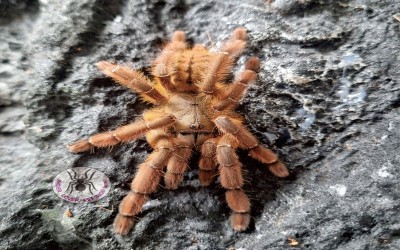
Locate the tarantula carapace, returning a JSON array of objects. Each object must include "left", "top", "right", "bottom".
[{"left": 68, "top": 28, "right": 289, "bottom": 235}]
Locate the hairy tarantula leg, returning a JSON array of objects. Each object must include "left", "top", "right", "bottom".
[
  {"left": 68, "top": 114, "right": 176, "bottom": 153},
  {"left": 153, "top": 51, "right": 177, "bottom": 91},
  {"left": 164, "top": 134, "right": 194, "bottom": 189},
  {"left": 115, "top": 137, "right": 173, "bottom": 235},
  {"left": 214, "top": 116, "right": 289, "bottom": 178},
  {"left": 152, "top": 31, "right": 186, "bottom": 91},
  {"left": 249, "top": 145, "right": 289, "bottom": 177},
  {"left": 96, "top": 61, "right": 166, "bottom": 105},
  {"left": 213, "top": 57, "right": 260, "bottom": 111},
  {"left": 201, "top": 52, "right": 231, "bottom": 94},
  {"left": 200, "top": 28, "right": 249, "bottom": 95},
  {"left": 164, "top": 30, "right": 187, "bottom": 51},
  {"left": 220, "top": 28, "right": 247, "bottom": 59},
  {"left": 199, "top": 138, "right": 218, "bottom": 186},
  {"left": 216, "top": 135, "right": 251, "bottom": 231}
]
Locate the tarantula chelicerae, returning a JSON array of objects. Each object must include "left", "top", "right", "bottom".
[{"left": 69, "top": 28, "right": 289, "bottom": 235}]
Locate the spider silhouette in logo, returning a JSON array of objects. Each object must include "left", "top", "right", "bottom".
[{"left": 65, "top": 168, "right": 98, "bottom": 195}]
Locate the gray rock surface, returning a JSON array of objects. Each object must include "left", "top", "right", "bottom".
[{"left": 1, "top": 0, "right": 399, "bottom": 249}]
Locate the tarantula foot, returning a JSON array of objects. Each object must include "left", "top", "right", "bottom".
[
  {"left": 68, "top": 140, "right": 93, "bottom": 153},
  {"left": 230, "top": 212, "right": 250, "bottom": 231},
  {"left": 171, "top": 30, "right": 185, "bottom": 42},
  {"left": 268, "top": 160, "right": 289, "bottom": 177},
  {"left": 248, "top": 145, "right": 278, "bottom": 164},
  {"left": 199, "top": 170, "right": 217, "bottom": 186},
  {"left": 164, "top": 172, "right": 183, "bottom": 189},
  {"left": 119, "top": 192, "right": 148, "bottom": 216},
  {"left": 114, "top": 214, "right": 135, "bottom": 235},
  {"left": 232, "top": 28, "right": 247, "bottom": 41},
  {"left": 245, "top": 57, "right": 261, "bottom": 72}
]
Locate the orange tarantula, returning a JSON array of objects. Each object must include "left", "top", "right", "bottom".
[{"left": 68, "top": 28, "right": 289, "bottom": 235}]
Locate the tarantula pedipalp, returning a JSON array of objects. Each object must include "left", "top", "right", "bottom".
[{"left": 68, "top": 28, "right": 289, "bottom": 235}]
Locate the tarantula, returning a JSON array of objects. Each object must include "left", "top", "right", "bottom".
[{"left": 68, "top": 28, "right": 289, "bottom": 235}]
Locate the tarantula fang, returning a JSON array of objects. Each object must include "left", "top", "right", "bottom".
[{"left": 68, "top": 28, "right": 289, "bottom": 235}]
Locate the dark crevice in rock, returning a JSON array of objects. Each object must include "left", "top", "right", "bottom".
[
  {"left": 297, "top": 31, "right": 352, "bottom": 52},
  {"left": 272, "top": 0, "right": 349, "bottom": 16},
  {"left": 49, "top": 0, "right": 126, "bottom": 83},
  {"left": 0, "top": 0, "right": 39, "bottom": 24},
  {"left": 26, "top": 1, "right": 127, "bottom": 144}
]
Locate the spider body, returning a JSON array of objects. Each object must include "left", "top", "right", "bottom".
[
  {"left": 161, "top": 93, "right": 214, "bottom": 133},
  {"left": 68, "top": 28, "right": 289, "bottom": 235}
]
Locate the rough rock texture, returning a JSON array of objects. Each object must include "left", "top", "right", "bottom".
[{"left": 1, "top": 0, "right": 399, "bottom": 249}]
